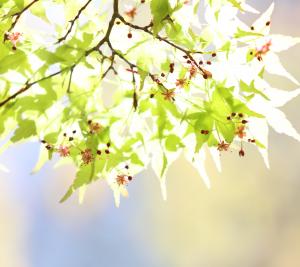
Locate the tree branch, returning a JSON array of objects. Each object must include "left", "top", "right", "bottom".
[
  {"left": 4, "top": 0, "right": 39, "bottom": 39},
  {"left": 0, "top": 65, "right": 74, "bottom": 108},
  {"left": 1, "top": 0, "right": 210, "bottom": 108},
  {"left": 116, "top": 15, "right": 212, "bottom": 78},
  {"left": 57, "top": 0, "right": 93, "bottom": 43}
]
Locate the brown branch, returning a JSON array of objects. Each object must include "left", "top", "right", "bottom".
[
  {"left": 1, "top": 0, "right": 210, "bottom": 108},
  {"left": 4, "top": 0, "right": 39, "bottom": 39},
  {"left": 101, "top": 54, "right": 117, "bottom": 79},
  {"left": 0, "top": 0, "right": 119, "bottom": 107},
  {"left": 67, "top": 66, "right": 74, "bottom": 93},
  {"left": 0, "top": 65, "right": 74, "bottom": 108},
  {"left": 57, "top": 0, "right": 93, "bottom": 43},
  {"left": 116, "top": 15, "right": 212, "bottom": 78}
]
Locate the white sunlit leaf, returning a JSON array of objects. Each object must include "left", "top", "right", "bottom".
[
  {"left": 270, "top": 34, "right": 300, "bottom": 53},
  {"left": 264, "top": 53, "right": 299, "bottom": 85},
  {"left": 252, "top": 2, "right": 274, "bottom": 34}
]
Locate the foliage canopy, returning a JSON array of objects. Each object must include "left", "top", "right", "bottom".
[{"left": 1, "top": 0, "right": 299, "bottom": 206}]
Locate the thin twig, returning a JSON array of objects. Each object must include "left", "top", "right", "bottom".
[
  {"left": 57, "top": 0, "right": 93, "bottom": 43},
  {"left": 4, "top": 0, "right": 39, "bottom": 39}
]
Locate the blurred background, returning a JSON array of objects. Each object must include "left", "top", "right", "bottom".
[{"left": 1, "top": 0, "right": 300, "bottom": 266}]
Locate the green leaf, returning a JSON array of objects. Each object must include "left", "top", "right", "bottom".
[
  {"left": 240, "top": 80, "right": 270, "bottom": 100},
  {"left": 226, "top": 0, "right": 244, "bottom": 11},
  {"left": 234, "top": 28, "right": 264, "bottom": 39},
  {"left": 11, "top": 120, "right": 37, "bottom": 142},
  {"left": 165, "top": 134, "right": 184, "bottom": 151},
  {"left": 150, "top": 0, "right": 171, "bottom": 35},
  {"left": 0, "top": 51, "right": 27, "bottom": 74},
  {"left": 14, "top": 0, "right": 24, "bottom": 9},
  {"left": 60, "top": 162, "right": 97, "bottom": 203}
]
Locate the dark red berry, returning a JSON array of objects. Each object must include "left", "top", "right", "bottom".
[
  {"left": 41, "top": 140, "right": 46, "bottom": 144},
  {"left": 46, "top": 145, "right": 52, "bottom": 150},
  {"left": 88, "top": 120, "right": 92, "bottom": 124},
  {"left": 187, "top": 60, "right": 191, "bottom": 64},
  {"left": 105, "top": 149, "right": 110, "bottom": 154},
  {"left": 266, "top": 21, "right": 271, "bottom": 26},
  {"left": 231, "top": 112, "right": 236, "bottom": 117},
  {"left": 251, "top": 26, "right": 254, "bottom": 31},
  {"left": 63, "top": 133, "right": 67, "bottom": 137},
  {"left": 161, "top": 73, "right": 165, "bottom": 77},
  {"left": 242, "top": 120, "right": 248, "bottom": 124},
  {"left": 69, "top": 137, "right": 74, "bottom": 141},
  {"left": 97, "top": 150, "right": 101, "bottom": 155},
  {"left": 106, "top": 142, "right": 111, "bottom": 147},
  {"left": 239, "top": 149, "right": 245, "bottom": 157},
  {"left": 125, "top": 165, "right": 129, "bottom": 169},
  {"left": 150, "top": 93, "right": 155, "bottom": 98},
  {"left": 227, "top": 116, "right": 231, "bottom": 120},
  {"left": 183, "top": 55, "right": 188, "bottom": 59},
  {"left": 199, "top": 60, "right": 203, "bottom": 65},
  {"left": 203, "top": 74, "right": 208, "bottom": 79},
  {"left": 72, "top": 130, "right": 76, "bottom": 134},
  {"left": 127, "top": 33, "right": 132, "bottom": 38},
  {"left": 212, "top": 52, "right": 217, "bottom": 57},
  {"left": 128, "top": 176, "right": 133, "bottom": 181},
  {"left": 207, "top": 61, "right": 212, "bottom": 65},
  {"left": 238, "top": 113, "right": 243, "bottom": 118},
  {"left": 141, "top": 0, "right": 145, "bottom": 3}
]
